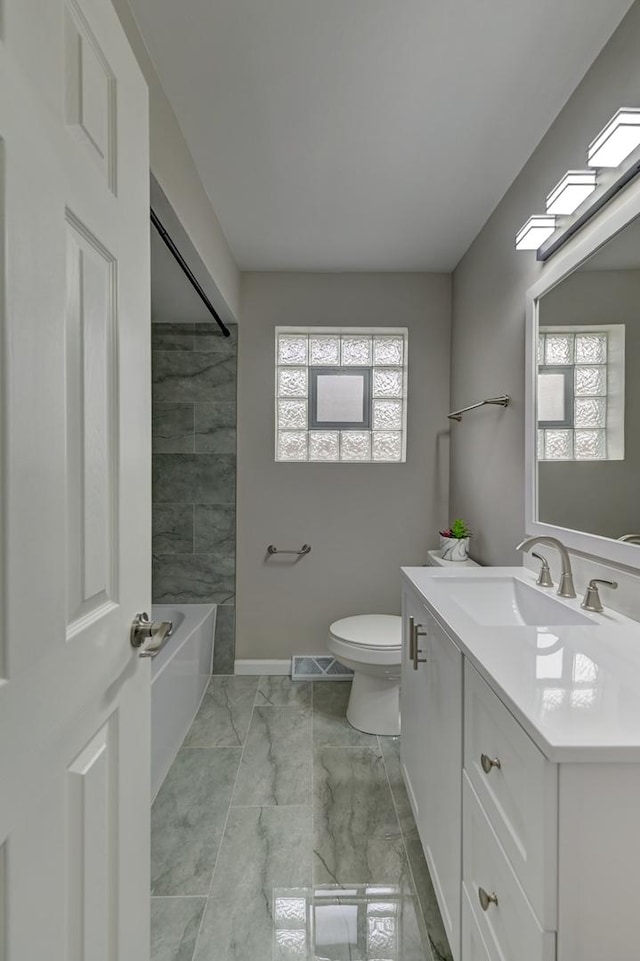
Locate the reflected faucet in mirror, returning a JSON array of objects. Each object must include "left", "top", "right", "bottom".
[
  {"left": 618, "top": 534, "right": 640, "bottom": 544},
  {"left": 517, "top": 536, "right": 576, "bottom": 598}
]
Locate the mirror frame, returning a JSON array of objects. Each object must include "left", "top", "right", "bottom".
[{"left": 525, "top": 173, "right": 640, "bottom": 568}]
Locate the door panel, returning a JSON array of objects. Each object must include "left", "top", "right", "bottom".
[{"left": 0, "top": 1, "right": 150, "bottom": 958}]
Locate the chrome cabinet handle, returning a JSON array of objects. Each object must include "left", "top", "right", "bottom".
[
  {"left": 130, "top": 612, "right": 173, "bottom": 658},
  {"left": 478, "top": 887, "right": 498, "bottom": 912},
  {"left": 480, "top": 753, "right": 502, "bottom": 774},
  {"left": 408, "top": 616, "right": 416, "bottom": 661},
  {"left": 413, "top": 623, "right": 427, "bottom": 671}
]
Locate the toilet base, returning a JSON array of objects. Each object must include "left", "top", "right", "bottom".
[{"left": 346, "top": 671, "right": 401, "bottom": 736}]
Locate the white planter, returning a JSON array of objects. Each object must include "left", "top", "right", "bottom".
[{"left": 440, "top": 536, "right": 470, "bottom": 561}]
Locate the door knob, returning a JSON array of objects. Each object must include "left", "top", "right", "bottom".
[{"left": 130, "top": 612, "right": 173, "bottom": 658}]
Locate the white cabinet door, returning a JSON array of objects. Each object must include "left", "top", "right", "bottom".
[
  {"left": 422, "top": 610, "right": 463, "bottom": 961},
  {"left": 400, "top": 586, "right": 429, "bottom": 825},
  {"left": 0, "top": 2, "right": 151, "bottom": 959}
]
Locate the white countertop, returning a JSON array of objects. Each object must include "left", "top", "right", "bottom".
[{"left": 402, "top": 565, "right": 640, "bottom": 763}]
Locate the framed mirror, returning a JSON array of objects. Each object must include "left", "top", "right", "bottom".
[{"left": 525, "top": 175, "right": 640, "bottom": 566}]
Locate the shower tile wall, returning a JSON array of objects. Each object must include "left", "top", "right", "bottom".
[{"left": 152, "top": 322, "right": 237, "bottom": 674}]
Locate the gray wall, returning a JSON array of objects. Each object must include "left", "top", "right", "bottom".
[
  {"left": 236, "top": 273, "right": 451, "bottom": 661},
  {"left": 151, "top": 322, "right": 237, "bottom": 673},
  {"left": 450, "top": 2, "right": 640, "bottom": 565},
  {"left": 538, "top": 270, "right": 640, "bottom": 539}
]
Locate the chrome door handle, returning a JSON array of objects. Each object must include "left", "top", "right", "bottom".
[
  {"left": 478, "top": 887, "right": 498, "bottom": 911},
  {"left": 413, "top": 623, "right": 427, "bottom": 671},
  {"left": 130, "top": 612, "right": 173, "bottom": 658},
  {"left": 480, "top": 753, "right": 502, "bottom": 774}
]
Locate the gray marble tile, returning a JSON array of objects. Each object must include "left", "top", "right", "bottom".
[
  {"left": 193, "top": 322, "right": 238, "bottom": 356},
  {"left": 233, "top": 706, "right": 312, "bottom": 805},
  {"left": 193, "top": 806, "right": 312, "bottom": 961},
  {"left": 184, "top": 676, "right": 258, "bottom": 747},
  {"left": 152, "top": 505, "right": 194, "bottom": 555},
  {"left": 152, "top": 453, "right": 236, "bottom": 504},
  {"left": 256, "top": 676, "right": 311, "bottom": 708},
  {"left": 212, "top": 605, "right": 235, "bottom": 675},
  {"left": 152, "top": 351, "right": 236, "bottom": 403},
  {"left": 313, "top": 746, "right": 409, "bottom": 886},
  {"left": 380, "top": 736, "right": 419, "bottom": 839},
  {"left": 151, "top": 748, "right": 240, "bottom": 896},
  {"left": 195, "top": 403, "right": 236, "bottom": 453},
  {"left": 152, "top": 323, "right": 194, "bottom": 352},
  {"left": 405, "top": 837, "right": 452, "bottom": 961},
  {"left": 152, "top": 403, "right": 194, "bottom": 453},
  {"left": 193, "top": 505, "right": 236, "bottom": 554},
  {"left": 152, "top": 553, "right": 235, "bottom": 604},
  {"left": 312, "top": 682, "right": 379, "bottom": 747},
  {"left": 150, "top": 897, "right": 205, "bottom": 961}
]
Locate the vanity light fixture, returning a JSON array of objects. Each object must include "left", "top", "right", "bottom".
[
  {"left": 545, "top": 170, "right": 597, "bottom": 215},
  {"left": 515, "top": 215, "right": 557, "bottom": 251},
  {"left": 587, "top": 108, "right": 640, "bottom": 168}
]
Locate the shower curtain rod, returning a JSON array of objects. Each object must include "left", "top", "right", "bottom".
[{"left": 150, "top": 208, "right": 231, "bottom": 338}]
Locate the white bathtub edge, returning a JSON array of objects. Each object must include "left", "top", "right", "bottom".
[{"left": 234, "top": 658, "right": 291, "bottom": 676}]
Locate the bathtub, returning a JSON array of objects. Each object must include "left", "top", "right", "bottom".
[{"left": 150, "top": 603, "right": 216, "bottom": 800}]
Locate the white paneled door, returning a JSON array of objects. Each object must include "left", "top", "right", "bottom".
[{"left": 0, "top": 1, "right": 151, "bottom": 959}]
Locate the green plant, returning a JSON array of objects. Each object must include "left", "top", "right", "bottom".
[{"left": 439, "top": 518, "right": 472, "bottom": 539}]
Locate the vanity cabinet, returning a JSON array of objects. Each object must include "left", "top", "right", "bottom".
[
  {"left": 401, "top": 584, "right": 463, "bottom": 960},
  {"left": 401, "top": 574, "right": 640, "bottom": 961}
]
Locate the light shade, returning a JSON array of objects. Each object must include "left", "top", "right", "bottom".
[
  {"left": 546, "top": 170, "right": 597, "bottom": 215},
  {"left": 515, "top": 215, "right": 557, "bottom": 250},
  {"left": 588, "top": 108, "right": 640, "bottom": 168}
]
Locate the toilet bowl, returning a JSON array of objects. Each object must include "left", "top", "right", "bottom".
[{"left": 327, "top": 614, "right": 402, "bottom": 736}]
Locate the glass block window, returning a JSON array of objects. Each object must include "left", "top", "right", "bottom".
[
  {"left": 537, "top": 328, "right": 623, "bottom": 461},
  {"left": 275, "top": 327, "right": 408, "bottom": 462}
]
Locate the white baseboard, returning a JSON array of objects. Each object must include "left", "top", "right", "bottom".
[{"left": 234, "top": 658, "right": 291, "bottom": 676}]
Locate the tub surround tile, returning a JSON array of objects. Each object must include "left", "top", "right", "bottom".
[
  {"left": 153, "top": 553, "right": 235, "bottom": 605},
  {"left": 151, "top": 747, "right": 241, "bottom": 896},
  {"left": 150, "top": 897, "right": 205, "bottom": 961},
  {"left": 313, "top": 745, "right": 409, "bottom": 886},
  {"left": 184, "top": 676, "right": 258, "bottom": 748},
  {"left": 193, "top": 322, "right": 238, "bottom": 356},
  {"left": 194, "top": 805, "right": 312, "bottom": 961},
  {"left": 152, "top": 453, "right": 236, "bottom": 505},
  {"left": 152, "top": 323, "right": 195, "bottom": 352},
  {"left": 405, "top": 837, "right": 452, "bottom": 961},
  {"left": 152, "top": 351, "right": 237, "bottom": 404},
  {"left": 380, "top": 735, "right": 419, "bottom": 840},
  {"left": 152, "top": 403, "right": 195, "bottom": 453},
  {"left": 256, "top": 676, "right": 311, "bottom": 708},
  {"left": 193, "top": 505, "right": 236, "bottom": 554},
  {"left": 312, "top": 681, "right": 379, "bottom": 747},
  {"left": 233, "top": 706, "right": 312, "bottom": 806},
  {"left": 152, "top": 505, "right": 194, "bottom": 555},
  {"left": 212, "top": 605, "right": 235, "bottom": 675},
  {"left": 195, "top": 403, "right": 237, "bottom": 453}
]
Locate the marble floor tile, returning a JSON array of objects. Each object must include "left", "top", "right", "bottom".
[
  {"left": 193, "top": 806, "right": 312, "bottom": 961},
  {"left": 183, "top": 676, "right": 258, "bottom": 747},
  {"left": 151, "top": 747, "right": 241, "bottom": 896},
  {"left": 151, "top": 897, "right": 205, "bottom": 961},
  {"left": 405, "top": 837, "right": 452, "bottom": 961},
  {"left": 256, "top": 675, "right": 312, "bottom": 708},
  {"left": 313, "top": 746, "right": 409, "bottom": 886},
  {"left": 380, "top": 736, "right": 419, "bottom": 839},
  {"left": 312, "top": 682, "right": 379, "bottom": 747},
  {"left": 233, "top": 706, "right": 312, "bottom": 805}
]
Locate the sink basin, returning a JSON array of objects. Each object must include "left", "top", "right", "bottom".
[{"left": 442, "top": 577, "right": 595, "bottom": 627}]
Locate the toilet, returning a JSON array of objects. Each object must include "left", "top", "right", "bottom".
[{"left": 327, "top": 614, "right": 402, "bottom": 736}]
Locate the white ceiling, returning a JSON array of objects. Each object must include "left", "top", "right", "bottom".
[{"left": 130, "top": 0, "right": 634, "bottom": 272}]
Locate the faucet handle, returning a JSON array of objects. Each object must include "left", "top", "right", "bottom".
[
  {"left": 581, "top": 578, "right": 618, "bottom": 614},
  {"left": 531, "top": 551, "right": 553, "bottom": 588}
]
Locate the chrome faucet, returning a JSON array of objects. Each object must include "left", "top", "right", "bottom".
[
  {"left": 531, "top": 551, "right": 553, "bottom": 588},
  {"left": 516, "top": 536, "right": 576, "bottom": 598},
  {"left": 581, "top": 578, "right": 618, "bottom": 613}
]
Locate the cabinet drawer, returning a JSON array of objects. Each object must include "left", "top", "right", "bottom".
[
  {"left": 463, "top": 774, "right": 556, "bottom": 961},
  {"left": 462, "top": 885, "right": 494, "bottom": 961},
  {"left": 464, "top": 661, "right": 557, "bottom": 927}
]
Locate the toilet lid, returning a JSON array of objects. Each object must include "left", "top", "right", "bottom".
[{"left": 329, "top": 614, "right": 402, "bottom": 649}]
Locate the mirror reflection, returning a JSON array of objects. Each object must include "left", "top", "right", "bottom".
[{"left": 536, "top": 216, "right": 640, "bottom": 543}]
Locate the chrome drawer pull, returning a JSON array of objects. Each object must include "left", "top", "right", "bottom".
[
  {"left": 413, "top": 623, "right": 427, "bottom": 671},
  {"left": 480, "top": 753, "right": 502, "bottom": 774},
  {"left": 408, "top": 616, "right": 416, "bottom": 661},
  {"left": 478, "top": 887, "right": 498, "bottom": 912}
]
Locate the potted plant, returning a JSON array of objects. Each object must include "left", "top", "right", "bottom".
[{"left": 439, "top": 518, "right": 472, "bottom": 561}]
